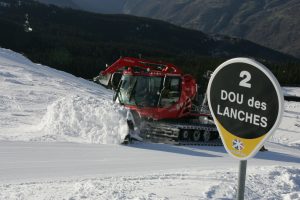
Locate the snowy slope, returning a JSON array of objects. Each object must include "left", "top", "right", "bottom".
[
  {"left": 0, "top": 48, "right": 300, "bottom": 199},
  {"left": 0, "top": 48, "right": 128, "bottom": 144},
  {"left": 270, "top": 100, "right": 300, "bottom": 148}
]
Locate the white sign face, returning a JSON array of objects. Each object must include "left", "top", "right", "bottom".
[{"left": 207, "top": 58, "right": 284, "bottom": 160}]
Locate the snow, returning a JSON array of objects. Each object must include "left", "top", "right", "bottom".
[
  {"left": 0, "top": 141, "right": 300, "bottom": 199},
  {"left": 37, "top": 95, "right": 128, "bottom": 144},
  {"left": 0, "top": 161, "right": 299, "bottom": 199},
  {"left": 0, "top": 47, "right": 299, "bottom": 199},
  {"left": 270, "top": 101, "right": 300, "bottom": 148},
  {"left": 283, "top": 87, "right": 300, "bottom": 97},
  {"left": 0, "top": 48, "right": 128, "bottom": 144}
]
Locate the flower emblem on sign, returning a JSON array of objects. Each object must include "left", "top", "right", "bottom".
[{"left": 233, "top": 139, "right": 244, "bottom": 151}]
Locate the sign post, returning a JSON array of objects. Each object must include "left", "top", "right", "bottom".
[
  {"left": 207, "top": 58, "right": 284, "bottom": 199},
  {"left": 237, "top": 160, "right": 247, "bottom": 200}
]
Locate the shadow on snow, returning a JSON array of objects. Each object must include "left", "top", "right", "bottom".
[{"left": 128, "top": 143, "right": 222, "bottom": 157}]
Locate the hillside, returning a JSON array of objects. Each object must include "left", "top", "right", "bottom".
[
  {"left": 37, "top": 0, "right": 125, "bottom": 14},
  {"left": 0, "top": 47, "right": 127, "bottom": 143},
  {"left": 0, "top": 0, "right": 299, "bottom": 85},
  {"left": 122, "top": 0, "right": 300, "bottom": 58},
  {"left": 35, "top": 0, "right": 300, "bottom": 58},
  {"left": 72, "top": 0, "right": 125, "bottom": 14},
  {"left": 34, "top": 0, "right": 78, "bottom": 8}
]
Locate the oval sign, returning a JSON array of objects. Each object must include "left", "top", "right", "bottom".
[{"left": 207, "top": 58, "right": 284, "bottom": 159}]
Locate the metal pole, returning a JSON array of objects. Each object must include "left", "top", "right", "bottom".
[{"left": 237, "top": 160, "right": 247, "bottom": 200}]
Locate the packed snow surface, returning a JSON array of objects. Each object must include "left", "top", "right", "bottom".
[
  {"left": 270, "top": 101, "right": 300, "bottom": 148},
  {"left": 1, "top": 165, "right": 299, "bottom": 200},
  {"left": 0, "top": 48, "right": 299, "bottom": 199}
]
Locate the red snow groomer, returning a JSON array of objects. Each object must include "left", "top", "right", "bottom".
[{"left": 94, "top": 57, "right": 220, "bottom": 145}]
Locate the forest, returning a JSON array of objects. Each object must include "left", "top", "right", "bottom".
[{"left": 0, "top": 0, "right": 299, "bottom": 85}]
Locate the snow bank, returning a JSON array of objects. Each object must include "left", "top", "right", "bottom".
[
  {"left": 37, "top": 95, "right": 128, "bottom": 144},
  {"left": 283, "top": 87, "right": 300, "bottom": 97},
  {"left": 271, "top": 101, "right": 300, "bottom": 148},
  {"left": 0, "top": 166, "right": 299, "bottom": 200},
  {"left": 0, "top": 48, "right": 128, "bottom": 144}
]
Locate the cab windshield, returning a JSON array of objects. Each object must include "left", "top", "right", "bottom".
[
  {"left": 118, "top": 75, "right": 181, "bottom": 108},
  {"left": 119, "top": 75, "right": 162, "bottom": 107}
]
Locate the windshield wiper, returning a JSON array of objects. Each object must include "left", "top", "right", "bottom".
[
  {"left": 129, "top": 79, "right": 137, "bottom": 102},
  {"left": 157, "top": 75, "right": 167, "bottom": 107},
  {"left": 129, "top": 80, "right": 145, "bottom": 108},
  {"left": 113, "top": 79, "right": 123, "bottom": 102}
]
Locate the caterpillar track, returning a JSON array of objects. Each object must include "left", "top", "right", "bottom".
[{"left": 137, "top": 120, "right": 223, "bottom": 146}]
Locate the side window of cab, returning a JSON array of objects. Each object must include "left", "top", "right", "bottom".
[{"left": 160, "top": 77, "right": 181, "bottom": 107}]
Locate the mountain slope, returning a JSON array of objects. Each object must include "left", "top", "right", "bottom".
[
  {"left": 122, "top": 0, "right": 300, "bottom": 58},
  {"left": 72, "top": 0, "right": 125, "bottom": 14},
  {"left": 1, "top": 0, "right": 299, "bottom": 85},
  {"left": 37, "top": 0, "right": 300, "bottom": 58},
  {"left": 34, "top": 0, "right": 79, "bottom": 8},
  {"left": 36, "top": 0, "right": 126, "bottom": 14}
]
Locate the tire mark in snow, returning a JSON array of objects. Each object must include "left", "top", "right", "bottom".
[{"left": 1, "top": 166, "right": 299, "bottom": 200}]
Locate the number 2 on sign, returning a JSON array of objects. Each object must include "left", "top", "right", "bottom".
[{"left": 239, "top": 71, "right": 251, "bottom": 88}]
